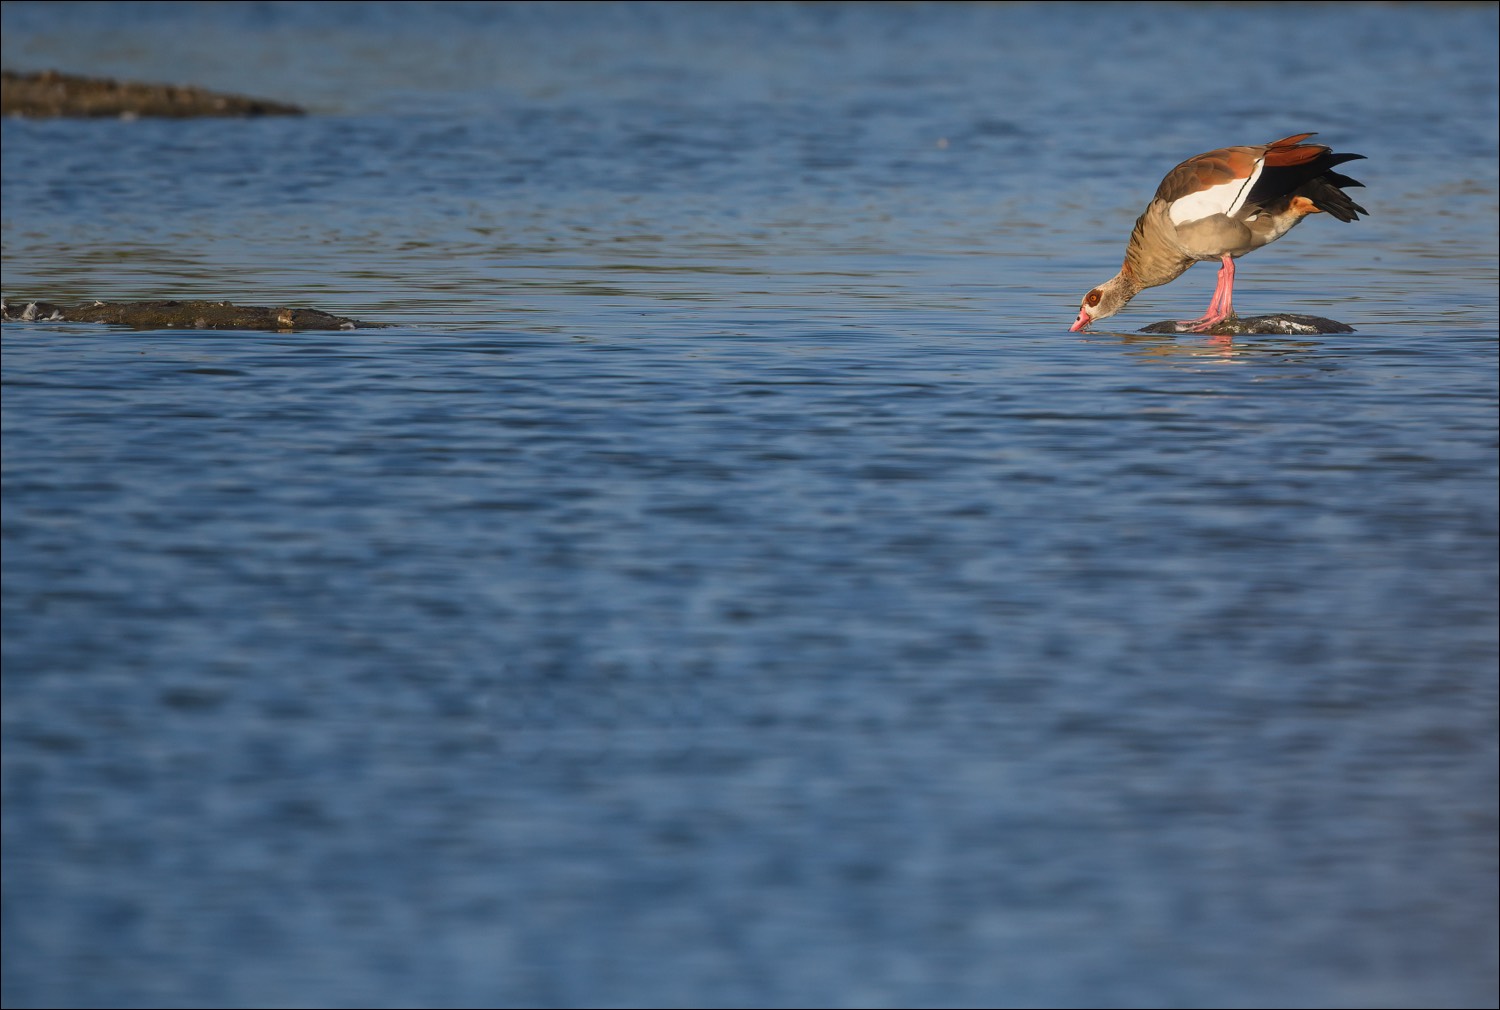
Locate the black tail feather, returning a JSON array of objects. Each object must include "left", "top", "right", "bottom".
[
  {"left": 1250, "top": 149, "right": 1368, "bottom": 222},
  {"left": 1302, "top": 175, "right": 1368, "bottom": 221}
]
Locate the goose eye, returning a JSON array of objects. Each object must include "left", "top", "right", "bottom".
[{"left": 1085, "top": 290, "right": 1102, "bottom": 307}]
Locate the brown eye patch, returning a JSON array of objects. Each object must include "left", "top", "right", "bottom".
[{"left": 1085, "top": 290, "right": 1102, "bottom": 307}]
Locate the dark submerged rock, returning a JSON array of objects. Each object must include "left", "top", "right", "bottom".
[
  {"left": 2, "top": 69, "right": 304, "bottom": 118},
  {"left": 1138, "top": 313, "right": 1356, "bottom": 336},
  {"left": 2, "top": 298, "right": 387, "bottom": 331}
]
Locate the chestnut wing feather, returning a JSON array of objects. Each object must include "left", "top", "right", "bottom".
[{"left": 1153, "top": 147, "right": 1260, "bottom": 206}]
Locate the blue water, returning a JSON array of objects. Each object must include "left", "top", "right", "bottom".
[{"left": 3, "top": 3, "right": 1497, "bottom": 1008}]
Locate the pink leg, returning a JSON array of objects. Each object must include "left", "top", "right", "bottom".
[
  {"left": 1207, "top": 255, "right": 1235, "bottom": 317},
  {"left": 1177, "top": 255, "right": 1237, "bottom": 332}
]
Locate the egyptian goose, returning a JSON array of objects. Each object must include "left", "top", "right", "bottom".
[{"left": 1071, "top": 133, "right": 1367, "bottom": 332}]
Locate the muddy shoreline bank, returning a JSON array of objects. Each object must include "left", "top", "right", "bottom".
[
  {"left": 2, "top": 69, "right": 303, "bottom": 118},
  {"left": 3, "top": 298, "right": 387, "bottom": 331}
]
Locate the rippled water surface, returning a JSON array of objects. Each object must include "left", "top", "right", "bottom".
[{"left": 3, "top": 4, "right": 1498, "bottom": 1008}]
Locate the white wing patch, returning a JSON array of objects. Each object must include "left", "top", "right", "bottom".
[{"left": 1168, "top": 157, "right": 1265, "bottom": 225}]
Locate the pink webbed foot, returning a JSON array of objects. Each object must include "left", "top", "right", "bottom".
[
  {"left": 1175, "top": 316, "right": 1232, "bottom": 334},
  {"left": 1174, "top": 255, "right": 1237, "bottom": 332}
]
